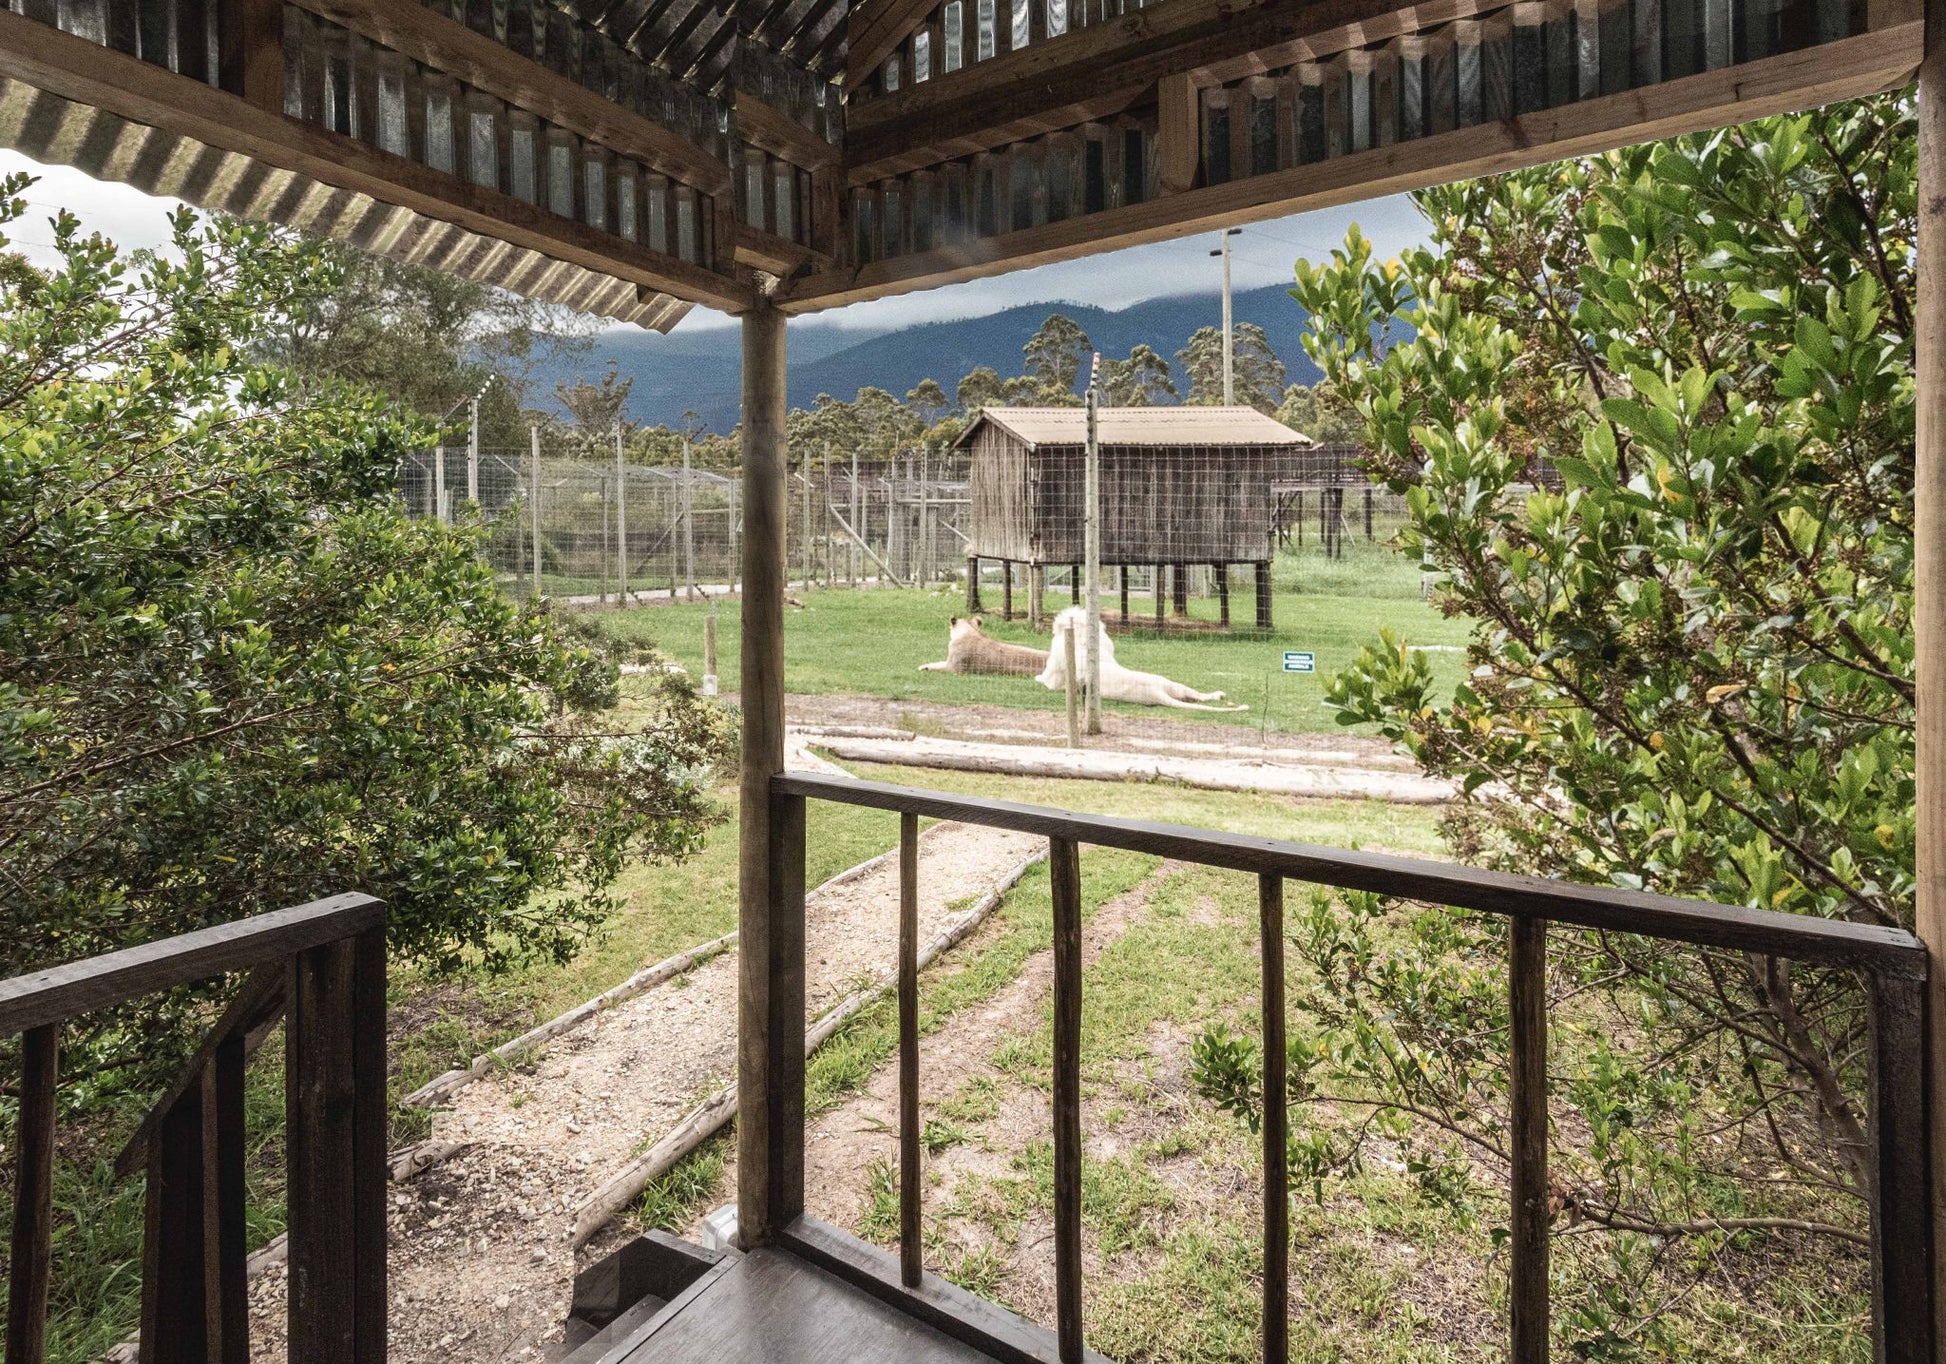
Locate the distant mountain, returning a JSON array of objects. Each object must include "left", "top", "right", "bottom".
[{"left": 529, "top": 282, "right": 1322, "bottom": 433}]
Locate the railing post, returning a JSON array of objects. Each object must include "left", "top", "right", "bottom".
[
  {"left": 138, "top": 1033, "right": 249, "bottom": 1364},
  {"left": 286, "top": 929, "right": 387, "bottom": 1364},
  {"left": 1870, "top": 974, "right": 1937, "bottom": 1364},
  {"left": 1049, "top": 836, "right": 1084, "bottom": 1364},
  {"left": 1509, "top": 917, "right": 1549, "bottom": 1364},
  {"left": 1260, "top": 875, "right": 1289, "bottom": 1364},
  {"left": 899, "top": 812, "right": 923, "bottom": 1288},
  {"left": 6, "top": 1025, "right": 57, "bottom": 1364}
]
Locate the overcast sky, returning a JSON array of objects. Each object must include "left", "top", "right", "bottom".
[{"left": 2, "top": 147, "right": 1431, "bottom": 330}]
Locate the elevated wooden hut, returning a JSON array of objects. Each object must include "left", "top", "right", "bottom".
[{"left": 957, "top": 405, "right": 1310, "bottom": 630}]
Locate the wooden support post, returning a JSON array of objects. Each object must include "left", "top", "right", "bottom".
[
  {"left": 1065, "top": 625, "right": 1081, "bottom": 749},
  {"left": 802, "top": 454, "right": 814, "bottom": 588},
  {"left": 1917, "top": 0, "right": 1946, "bottom": 1350},
  {"left": 203, "top": 1037, "right": 249, "bottom": 1364},
  {"left": 1217, "top": 564, "right": 1231, "bottom": 627},
  {"left": 1154, "top": 564, "right": 1166, "bottom": 627},
  {"left": 8, "top": 1026, "right": 57, "bottom": 1364},
  {"left": 967, "top": 556, "right": 983, "bottom": 613},
  {"left": 1049, "top": 837, "right": 1084, "bottom": 1364},
  {"left": 899, "top": 813, "right": 922, "bottom": 1289},
  {"left": 1509, "top": 918, "right": 1549, "bottom": 1364},
  {"left": 1364, "top": 487, "right": 1375, "bottom": 539},
  {"left": 1255, "top": 561, "right": 1273, "bottom": 630},
  {"left": 286, "top": 929, "right": 386, "bottom": 1364},
  {"left": 851, "top": 451, "right": 863, "bottom": 587},
  {"left": 1119, "top": 568, "right": 1130, "bottom": 625},
  {"left": 738, "top": 296, "right": 805, "bottom": 1248},
  {"left": 1260, "top": 876, "right": 1289, "bottom": 1364},
  {"left": 1172, "top": 562, "right": 1189, "bottom": 617},
  {"left": 1869, "top": 975, "right": 1937, "bottom": 1360},
  {"left": 529, "top": 426, "right": 543, "bottom": 597},
  {"left": 141, "top": 1066, "right": 207, "bottom": 1364},
  {"left": 1029, "top": 563, "right": 1045, "bottom": 628},
  {"left": 1003, "top": 561, "right": 1015, "bottom": 620}
]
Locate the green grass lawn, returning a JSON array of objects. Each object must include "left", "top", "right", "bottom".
[{"left": 598, "top": 539, "right": 1470, "bottom": 735}]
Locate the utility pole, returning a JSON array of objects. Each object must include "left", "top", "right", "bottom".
[
  {"left": 1210, "top": 227, "right": 1242, "bottom": 405},
  {"left": 1084, "top": 352, "right": 1102, "bottom": 735}
]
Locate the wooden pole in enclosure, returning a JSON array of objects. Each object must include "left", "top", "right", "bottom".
[
  {"left": 530, "top": 426, "right": 542, "bottom": 597},
  {"left": 850, "top": 449, "right": 861, "bottom": 586},
  {"left": 434, "top": 444, "right": 447, "bottom": 523},
  {"left": 1064, "top": 625, "right": 1080, "bottom": 750},
  {"left": 616, "top": 424, "right": 630, "bottom": 604},
  {"left": 704, "top": 603, "right": 719, "bottom": 697},
  {"left": 801, "top": 453, "right": 813, "bottom": 588},
  {"left": 824, "top": 443, "right": 835, "bottom": 588},
  {"left": 737, "top": 295, "right": 800, "bottom": 1249},
  {"left": 1509, "top": 919, "right": 1549, "bottom": 1363},
  {"left": 1912, "top": 0, "right": 1946, "bottom": 1349},
  {"left": 919, "top": 448, "right": 932, "bottom": 587}
]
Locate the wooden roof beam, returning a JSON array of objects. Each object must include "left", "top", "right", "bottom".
[
  {"left": 0, "top": 8, "right": 756, "bottom": 314},
  {"left": 847, "top": 0, "right": 944, "bottom": 90},
  {"left": 842, "top": 0, "right": 1522, "bottom": 183},
  {"left": 735, "top": 88, "right": 842, "bottom": 167},
  {"left": 785, "top": 21, "right": 1920, "bottom": 310},
  {"left": 287, "top": 0, "right": 733, "bottom": 193}
]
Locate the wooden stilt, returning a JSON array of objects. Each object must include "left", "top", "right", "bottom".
[
  {"left": 1255, "top": 561, "right": 1273, "bottom": 630},
  {"left": 1217, "top": 564, "right": 1231, "bottom": 627},
  {"left": 1003, "top": 561, "right": 1014, "bottom": 620},
  {"left": 966, "top": 556, "right": 981, "bottom": 613},
  {"left": 1119, "top": 567, "right": 1130, "bottom": 625}
]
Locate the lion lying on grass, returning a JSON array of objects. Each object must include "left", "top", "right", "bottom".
[
  {"left": 1037, "top": 607, "right": 1247, "bottom": 711},
  {"left": 918, "top": 616, "right": 1051, "bottom": 675}
]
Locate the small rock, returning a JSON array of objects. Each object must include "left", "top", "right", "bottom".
[{"left": 495, "top": 1294, "right": 511, "bottom": 1310}]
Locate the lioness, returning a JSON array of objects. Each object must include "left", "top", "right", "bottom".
[{"left": 919, "top": 616, "right": 1051, "bottom": 675}]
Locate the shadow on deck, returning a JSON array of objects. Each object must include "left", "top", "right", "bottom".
[{"left": 576, "top": 1216, "right": 1106, "bottom": 1364}]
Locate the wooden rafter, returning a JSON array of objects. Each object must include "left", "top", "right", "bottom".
[
  {"left": 846, "top": 0, "right": 943, "bottom": 89},
  {"left": 0, "top": 7, "right": 754, "bottom": 314},
  {"left": 783, "top": 20, "right": 1921, "bottom": 310},
  {"left": 845, "top": 0, "right": 1537, "bottom": 182},
  {"left": 288, "top": 0, "right": 733, "bottom": 192}
]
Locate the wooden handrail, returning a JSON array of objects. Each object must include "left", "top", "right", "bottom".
[
  {"left": 1, "top": 896, "right": 388, "bottom": 1364},
  {"left": 0, "top": 892, "right": 384, "bottom": 1036},
  {"left": 776, "top": 773, "right": 1938, "bottom": 1364},
  {"left": 774, "top": 774, "right": 1926, "bottom": 976}
]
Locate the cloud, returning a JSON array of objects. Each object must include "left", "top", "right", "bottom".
[{"left": 2, "top": 150, "right": 188, "bottom": 268}]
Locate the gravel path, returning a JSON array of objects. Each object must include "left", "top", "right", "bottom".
[{"left": 246, "top": 819, "right": 1042, "bottom": 1363}]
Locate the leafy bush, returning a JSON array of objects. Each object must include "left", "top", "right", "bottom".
[
  {"left": 0, "top": 179, "right": 733, "bottom": 1078},
  {"left": 1196, "top": 94, "right": 1913, "bottom": 1347}
]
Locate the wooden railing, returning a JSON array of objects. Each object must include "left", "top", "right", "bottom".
[
  {"left": 770, "top": 774, "right": 1936, "bottom": 1364},
  {"left": 0, "top": 893, "right": 387, "bottom": 1364}
]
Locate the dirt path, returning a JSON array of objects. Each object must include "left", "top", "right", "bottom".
[
  {"left": 684, "top": 864, "right": 1177, "bottom": 1322},
  {"left": 246, "top": 819, "right": 1042, "bottom": 1363}
]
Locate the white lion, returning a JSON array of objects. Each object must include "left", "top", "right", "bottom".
[{"left": 1036, "top": 607, "right": 1246, "bottom": 711}]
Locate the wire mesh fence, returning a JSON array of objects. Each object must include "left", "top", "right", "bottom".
[
  {"left": 400, "top": 438, "right": 983, "bottom": 602},
  {"left": 399, "top": 429, "right": 1449, "bottom": 755}
]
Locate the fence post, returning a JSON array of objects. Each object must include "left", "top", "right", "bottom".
[
  {"left": 433, "top": 445, "right": 447, "bottom": 523},
  {"left": 1869, "top": 975, "right": 1937, "bottom": 1361},
  {"left": 616, "top": 425, "right": 630, "bottom": 605},
  {"left": 683, "top": 439, "right": 697, "bottom": 601},
  {"left": 801, "top": 457, "right": 813, "bottom": 589},
  {"left": 1064, "top": 624, "right": 1080, "bottom": 750},
  {"left": 466, "top": 398, "right": 479, "bottom": 507},
  {"left": 1049, "top": 837, "right": 1084, "bottom": 1364},
  {"left": 850, "top": 449, "right": 862, "bottom": 586}
]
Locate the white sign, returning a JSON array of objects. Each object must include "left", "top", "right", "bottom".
[{"left": 1282, "top": 651, "right": 1316, "bottom": 674}]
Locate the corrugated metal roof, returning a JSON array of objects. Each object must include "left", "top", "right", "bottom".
[{"left": 957, "top": 406, "right": 1314, "bottom": 451}]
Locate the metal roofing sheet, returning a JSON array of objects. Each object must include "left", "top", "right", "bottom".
[{"left": 958, "top": 406, "right": 1315, "bottom": 451}]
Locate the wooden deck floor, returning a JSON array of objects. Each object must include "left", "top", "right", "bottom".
[{"left": 612, "top": 1244, "right": 1000, "bottom": 1363}]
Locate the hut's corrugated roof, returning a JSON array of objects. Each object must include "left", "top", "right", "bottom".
[{"left": 955, "top": 406, "right": 1314, "bottom": 451}]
